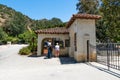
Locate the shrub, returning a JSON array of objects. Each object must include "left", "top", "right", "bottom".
[
  {"left": 6, "top": 36, "right": 19, "bottom": 44},
  {"left": 19, "top": 47, "right": 31, "bottom": 55}
]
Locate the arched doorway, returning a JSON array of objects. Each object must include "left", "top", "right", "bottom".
[
  {"left": 41, "top": 37, "right": 67, "bottom": 56},
  {"left": 41, "top": 38, "right": 52, "bottom": 56}
]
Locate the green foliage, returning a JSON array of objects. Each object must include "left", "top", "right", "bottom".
[
  {"left": 18, "top": 30, "right": 37, "bottom": 52},
  {"left": 76, "top": 0, "right": 120, "bottom": 42},
  {"left": 18, "top": 31, "right": 37, "bottom": 44},
  {"left": 0, "top": 1, "right": 120, "bottom": 44},
  {"left": 0, "top": 28, "right": 7, "bottom": 39},
  {"left": 96, "top": 19, "right": 107, "bottom": 42},
  {"left": 2, "top": 12, "right": 31, "bottom": 37},
  {"left": 32, "top": 18, "right": 64, "bottom": 30},
  {"left": 0, "top": 4, "right": 65, "bottom": 41},
  {"left": 0, "top": 4, "right": 32, "bottom": 37},
  {"left": 76, "top": 0, "right": 99, "bottom": 14},
  {"left": 98, "top": 0, "right": 120, "bottom": 42},
  {"left": 19, "top": 46, "right": 31, "bottom": 55},
  {"left": 6, "top": 36, "right": 19, "bottom": 44},
  {"left": 0, "top": 28, "right": 8, "bottom": 43}
]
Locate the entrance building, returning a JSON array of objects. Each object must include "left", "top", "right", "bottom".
[{"left": 35, "top": 14, "right": 101, "bottom": 62}]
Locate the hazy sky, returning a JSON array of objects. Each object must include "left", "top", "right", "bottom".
[{"left": 0, "top": 0, "right": 78, "bottom": 22}]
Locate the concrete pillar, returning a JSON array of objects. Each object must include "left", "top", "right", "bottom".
[{"left": 37, "top": 35, "right": 43, "bottom": 56}]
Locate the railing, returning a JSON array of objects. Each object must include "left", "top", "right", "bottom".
[{"left": 96, "top": 43, "right": 120, "bottom": 70}]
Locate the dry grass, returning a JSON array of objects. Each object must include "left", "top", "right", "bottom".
[{"left": 0, "top": 17, "right": 6, "bottom": 26}]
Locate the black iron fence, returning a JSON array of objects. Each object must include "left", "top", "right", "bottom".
[{"left": 96, "top": 43, "right": 120, "bottom": 70}]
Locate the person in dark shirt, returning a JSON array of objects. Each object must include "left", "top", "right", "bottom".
[{"left": 47, "top": 42, "right": 52, "bottom": 58}]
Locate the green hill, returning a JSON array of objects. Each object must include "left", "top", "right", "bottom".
[
  {"left": 0, "top": 4, "right": 33, "bottom": 36},
  {"left": 0, "top": 4, "right": 65, "bottom": 44}
]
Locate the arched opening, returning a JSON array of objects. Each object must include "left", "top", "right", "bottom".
[
  {"left": 41, "top": 37, "right": 65, "bottom": 56},
  {"left": 41, "top": 38, "right": 52, "bottom": 55}
]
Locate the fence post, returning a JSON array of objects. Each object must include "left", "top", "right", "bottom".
[
  {"left": 107, "top": 38, "right": 110, "bottom": 70},
  {"left": 118, "top": 46, "right": 120, "bottom": 70}
]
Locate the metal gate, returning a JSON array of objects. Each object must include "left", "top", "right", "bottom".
[{"left": 96, "top": 43, "right": 120, "bottom": 70}]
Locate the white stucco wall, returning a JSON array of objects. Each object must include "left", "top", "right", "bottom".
[
  {"left": 37, "top": 18, "right": 97, "bottom": 62},
  {"left": 69, "top": 19, "right": 96, "bottom": 62},
  {"left": 37, "top": 34, "right": 69, "bottom": 56},
  {"left": 68, "top": 20, "right": 77, "bottom": 57}
]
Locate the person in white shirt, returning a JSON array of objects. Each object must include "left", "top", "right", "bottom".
[{"left": 55, "top": 43, "right": 60, "bottom": 57}]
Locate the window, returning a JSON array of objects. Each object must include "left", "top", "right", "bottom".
[
  {"left": 52, "top": 38, "right": 64, "bottom": 48},
  {"left": 59, "top": 40, "right": 64, "bottom": 48},
  {"left": 65, "top": 39, "right": 70, "bottom": 47}
]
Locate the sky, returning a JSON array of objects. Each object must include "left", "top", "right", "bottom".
[{"left": 0, "top": 0, "right": 78, "bottom": 22}]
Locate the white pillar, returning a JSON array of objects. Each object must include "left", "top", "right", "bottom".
[{"left": 37, "top": 35, "right": 43, "bottom": 56}]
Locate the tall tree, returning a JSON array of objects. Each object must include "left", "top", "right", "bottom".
[
  {"left": 99, "top": 0, "right": 120, "bottom": 42},
  {"left": 50, "top": 18, "right": 63, "bottom": 27},
  {"left": 76, "top": 0, "right": 99, "bottom": 14},
  {"left": 0, "top": 28, "right": 8, "bottom": 42}
]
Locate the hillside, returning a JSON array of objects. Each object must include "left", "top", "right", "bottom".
[
  {"left": 0, "top": 4, "right": 65, "bottom": 36},
  {"left": 0, "top": 4, "right": 33, "bottom": 36},
  {"left": 0, "top": 4, "right": 65, "bottom": 44}
]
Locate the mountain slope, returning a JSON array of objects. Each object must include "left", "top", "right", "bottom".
[
  {"left": 0, "top": 4, "right": 65, "bottom": 37},
  {"left": 0, "top": 4, "right": 32, "bottom": 36}
]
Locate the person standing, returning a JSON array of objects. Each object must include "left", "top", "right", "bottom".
[
  {"left": 47, "top": 41, "right": 52, "bottom": 58},
  {"left": 55, "top": 43, "right": 60, "bottom": 57}
]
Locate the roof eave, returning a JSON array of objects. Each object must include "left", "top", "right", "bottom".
[{"left": 66, "top": 14, "right": 101, "bottom": 28}]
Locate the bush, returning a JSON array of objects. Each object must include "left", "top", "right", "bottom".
[
  {"left": 19, "top": 47, "right": 31, "bottom": 55},
  {"left": 6, "top": 36, "right": 19, "bottom": 44}
]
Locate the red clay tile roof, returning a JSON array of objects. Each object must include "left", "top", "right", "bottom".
[
  {"left": 35, "top": 27, "right": 69, "bottom": 34},
  {"left": 66, "top": 14, "right": 101, "bottom": 28}
]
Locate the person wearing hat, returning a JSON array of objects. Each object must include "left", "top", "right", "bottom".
[{"left": 55, "top": 43, "right": 60, "bottom": 57}]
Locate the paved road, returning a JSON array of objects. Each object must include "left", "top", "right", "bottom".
[
  {"left": 0, "top": 45, "right": 120, "bottom": 80},
  {"left": 0, "top": 44, "right": 27, "bottom": 60}
]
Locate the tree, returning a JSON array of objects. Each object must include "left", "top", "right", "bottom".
[
  {"left": 50, "top": 18, "right": 63, "bottom": 27},
  {"left": 0, "top": 28, "right": 8, "bottom": 43},
  {"left": 33, "top": 18, "right": 64, "bottom": 30},
  {"left": 76, "top": 0, "right": 99, "bottom": 14},
  {"left": 96, "top": 18, "right": 108, "bottom": 42},
  {"left": 99, "top": 0, "right": 120, "bottom": 42},
  {"left": 18, "top": 31, "right": 37, "bottom": 44},
  {"left": 0, "top": 4, "right": 32, "bottom": 37},
  {"left": 18, "top": 31, "right": 37, "bottom": 51}
]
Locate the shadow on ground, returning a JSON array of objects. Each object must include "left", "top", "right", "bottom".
[
  {"left": 28, "top": 54, "right": 77, "bottom": 64},
  {"left": 28, "top": 54, "right": 40, "bottom": 57},
  {"left": 59, "top": 57, "right": 77, "bottom": 64},
  {"left": 86, "top": 63, "right": 120, "bottom": 78}
]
